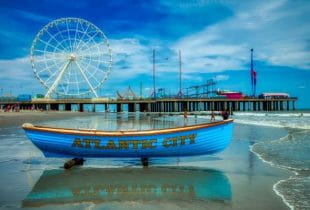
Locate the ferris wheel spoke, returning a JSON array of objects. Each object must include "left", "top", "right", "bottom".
[
  {"left": 73, "top": 67, "right": 80, "bottom": 95},
  {"left": 75, "top": 36, "right": 96, "bottom": 53},
  {"left": 72, "top": 21, "right": 80, "bottom": 50},
  {"left": 55, "top": 24, "right": 69, "bottom": 52},
  {"left": 36, "top": 60, "right": 66, "bottom": 74},
  {"left": 78, "top": 60, "right": 101, "bottom": 83},
  {"left": 67, "top": 63, "right": 76, "bottom": 93},
  {"left": 81, "top": 58, "right": 111, "bottom": 64},
  {"left": 45, "top": 60, "right": 71, "bottom": 98},
  {"left": 80, "top": 55, "right": 111, "bottom": 64},
  {"left": 62, "top": 63, "right": 70, "bottom": 94},
  {"left": 34, "top": 53, "right": 67, "bottom": 62},
  {"left": 44, "top": 65, "right": 64, "bottom": 84},
  {"left": 78, "top": 59, "right": 91, "bottom": 72},
  {"left": 78, "top": 63, "right": 106, "bottom": 88},
  {"left": 45, "top": 30, "right": 69, "bottom": 52},
  {"left": 79, "top": 59, "right": 103, "bottom": 74},
  {"left": 38, "top": 38, "right": 66, "bottom": 54},
  {"left": 78, "top": 51, "right": 109, "bottom": 59},
  {"left": 33, "top": 49, "right": 65, "bottom": 56},
  {"left": 77, "top": 49, "right": 106, "bottom": 58},
  {"left": 78, "top": 39, "right": 107, "bottom": 54},
  {"left": 80, "top": 61, "right": 109, "bottom": 74},
  {"left": 75, "top": 61, "right": 98, "bottom": 97},
  {"left": 65, "top": 20, "right": 73, "bottom": 52},
  {"left": 79, "top": 42, "right": 110, "bottom": 55},
  {"left": 75, "top": 30, "right": 100, "bottom": 52},
  {"left": 75, "top": 60, "right": 95, "bottom": 82},
  {"left": 72, "top": 23, "right": 89, "bottom": 51},
  {"left": 74, "top": 22, "right": 91, "bottom": 52},
  {"left": 35, "top": 56, "right": 67, "bottom": 63}
]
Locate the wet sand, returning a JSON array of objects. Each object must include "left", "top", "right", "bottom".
[{"left": 0, "top": 113, "right": 293, "bottom": 209}]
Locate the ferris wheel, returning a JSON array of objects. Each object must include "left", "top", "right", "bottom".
[{"left": 30, "top": 17, "right": 112, "bottom": 98}]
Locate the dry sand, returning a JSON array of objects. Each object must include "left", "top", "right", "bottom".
[{"left": 0, "top": 111, "right": 92, "bottom": 128}]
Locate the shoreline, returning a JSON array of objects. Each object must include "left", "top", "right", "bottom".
[
  {"left": 250, "top": 143, "right": 296, "bottom": 210},
  {"left": 250, "top": 131, "right": 309, "bottom": 210}
]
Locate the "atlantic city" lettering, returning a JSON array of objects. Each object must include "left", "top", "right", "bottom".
[{"left": 72, "top": 134, "right": 197, "bottom": 150}]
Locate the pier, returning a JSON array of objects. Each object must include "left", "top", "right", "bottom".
[{"left": 0, "top": 97, "right": 297, "bottom": 112}]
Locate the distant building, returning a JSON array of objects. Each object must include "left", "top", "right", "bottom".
[
  {"left": 258, "top": 93, "right": 289, "bottom": 99},
  {"left": 217, "top": 90, "right": 244, "bottom": 99}
]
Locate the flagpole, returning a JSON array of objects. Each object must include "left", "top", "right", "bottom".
[
  {"left": 250, "top": 48, "right": 254, "bottom": 97},
  {"left": 152, "top": 49, "right": 156, "bottom": 100},
  {"left": 177, "top": 49, "right": 183, "bottom": 98}
]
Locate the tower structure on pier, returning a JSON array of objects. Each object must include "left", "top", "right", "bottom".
[
  {"left": 177, "top": 50, "right": 183, "bottom": 98},
  {"left": 150, "top": 49, "right": 156, "bottom": 99},
  {"left": 250, "top": 49, "right": 257, "bottom": 97}
]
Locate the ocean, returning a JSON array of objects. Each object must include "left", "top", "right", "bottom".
[
  {"left": 233, "top": 111, "right": 310, "bottom": 210},
  {"left": 0, "top": 111, "right": 309, "bottom": 209}
]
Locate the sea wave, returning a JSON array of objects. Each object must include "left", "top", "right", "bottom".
[
  {"left": 234, "top": 112, "right": 310, "bottom": 117},
  {"left": 251, "top": 129, "right": 310, "bottom": 210},
  {"left": 234, "top": 119, "right": 310, "bottom": 130},
  {"left": 197, "top": 111, "right": 310, "bottom": 130},
  {"left": 274, "top": 176, "right": 310, "bottom": 210},
  {"left": 251, "top": 131, "right": 310, "bottom": 171}
]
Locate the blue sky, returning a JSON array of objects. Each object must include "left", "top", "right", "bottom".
[{"left": 0, "top": 0, "right": 309, "bottom": 108}]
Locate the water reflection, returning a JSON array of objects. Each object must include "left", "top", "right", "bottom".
[
  {"left": 23, "top": 167, "right": 231, "bottom": 207},
  {"left": 40, "top": 113, "right": 210, "bottom": 131}
]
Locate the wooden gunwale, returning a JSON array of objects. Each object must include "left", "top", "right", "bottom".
[{"left": 22, "top": 119, "right": 233, "bottom": 137}]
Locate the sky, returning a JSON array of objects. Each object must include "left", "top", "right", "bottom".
[{"left": 0, "top": 0, "right": 309, "bottom": 108}]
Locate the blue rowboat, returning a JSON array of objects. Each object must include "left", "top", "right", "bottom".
[
  {"left": 23, "top": 167, "right": 231, "bottom": 207},
  {"left": 22, "top": 119, "right": 233, "bottom": 158}
]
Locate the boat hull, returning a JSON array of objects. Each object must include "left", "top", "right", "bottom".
[{"left": 23, "top": 120, "right": 233, "bottom": 158}]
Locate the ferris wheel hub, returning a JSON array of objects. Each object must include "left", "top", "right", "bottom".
[{"left": 69, "top": 53, "right": 76, "bottom": 61}]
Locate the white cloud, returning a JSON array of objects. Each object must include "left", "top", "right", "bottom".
[
  {"left": 213, "top": 74, "right": 230, "bottom": 81},
  {"left": 109, "top": 38, "right": 152, "bottom": 78},
  {"left": 172, "top": 0, "right": 310, "bottom": 71},
  {"left": 15, "top": 9, "right": 51, "bottom": 23},
  {"left": 0, "top": 57, "right": 44, "bottom": 95},
  {"left": 107, "top": 39, "right": 182, "bottom": 79},
  {"left": 0, "top": 57, "right": 32, "bottom": 81}
]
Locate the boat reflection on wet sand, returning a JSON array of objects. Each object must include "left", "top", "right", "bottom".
[{"left": 23, "top": 167, "right": 231, "bottom": 207}]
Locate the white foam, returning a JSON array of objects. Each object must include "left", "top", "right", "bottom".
[
  {"left": 234, "top": 119, "right": 310, "bottom": 130},
  {"left": 233, "top": 112, "right": 310, "bottom": 117},
  {"left": 233, "top": 112, "right": 267, "bottom": 117},
  {"left": 273, "top": 179, "right": 295, "bottom": 210},
  {"left": 250, "top": 141, "right": 309, "bottom": 210},
  {"left": 251, "top": 144, "right": 296, "bottom": 210},
  {"left": 197, "top": 112, "right": 310, "bottom": 130},
  {"left": 250, "top": 143, "right": 300, "bottom": 174}
]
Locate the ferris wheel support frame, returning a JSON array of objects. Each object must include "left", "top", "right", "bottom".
[
  {"left": 45, "top": 56, "right": 99, "bottom": 98},
  {"left": 75, "top": 61, "right": 99, "bottom": 98},
  {"left": 45, "top": 60, "right": 71, "bottom": 98}
]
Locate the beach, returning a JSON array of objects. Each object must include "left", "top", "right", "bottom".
[
  {"left": 0, "top": 111, "right": 309, "bottom": 209},
  {"left": 0, "top": 111, "right": 94, "bottom": 129}
]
